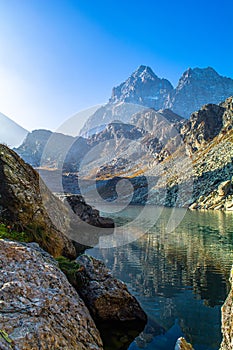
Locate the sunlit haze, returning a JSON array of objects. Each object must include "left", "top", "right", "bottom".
[{"left": 0, "top": 0, "right": 232, "bottom": 132}]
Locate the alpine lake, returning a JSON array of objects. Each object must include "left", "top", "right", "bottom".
[{"left": 87, "top": 206, "right": 233, "bottom": 350}]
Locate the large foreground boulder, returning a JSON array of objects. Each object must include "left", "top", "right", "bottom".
[
  {"left": 75, "top": 255, "right": 147, "bottom": 325},
  {"left": 0, "top": 144, "right": 115, "bottom": 256},
  {"left": 0, "top": 240, "right": 103, "bottom": 350},
  {"left": 0, "top": 144, "right": 76, "bottom": 258}
]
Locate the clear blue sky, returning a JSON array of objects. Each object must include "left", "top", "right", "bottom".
[{"left": 0, "top": 0, "right": 232, "bottom": 131}]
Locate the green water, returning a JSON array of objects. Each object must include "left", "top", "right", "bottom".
[{"left": 87, "top": 207, "right": 233, "bottom": 350}]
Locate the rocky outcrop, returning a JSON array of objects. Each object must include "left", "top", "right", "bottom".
[
  {"left": 0, "top": 144, "right": 116, "bottom": 256},
  {"left": 180, "top": 103, "right": 225, "bottom": 153},
  {"left": 175, "top": 337, "right": 194, "bottom": 350},
  {"left": 0, "top": 240, "right": 103, "bottom": 350},
  {"left": 63, "top": 194, "right": 114, "bottom": 228},
  {"left": 218, "top": 180, "right": 232, "bottom": 197},
  {"left": 75, "top": 255, "right": 147, "bottom": 325},
  {"left": 88, "top": 121, "right": 145, "bottom": 146},
  {"left": 220, "top": 266, "right": 233, "bottom": 350},
  {"left": 14, "top": 129, "right": 53, "bottom": 166},
  {"left": 131, "top": 108, "right": 184, "bottom": 134},
  {"left": 0, "top": 144, "right": 77, "bottom": 258}
]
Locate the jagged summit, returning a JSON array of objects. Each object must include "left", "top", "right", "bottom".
[
  {"left": 177, "top": 66, "right": 222, "bottom": 89},
  {"left": 80, "top": 65, "right": 233, "bottom": 135},
  {"left": 109, "top": 65, "right": 173, "bottom": 109},
  {"left": 166, "top": 67, "right": 233, "bottom": 117},
  {"left": 184, "top": 66, "right": 219, "bottom": 76},
  {"left": 130, "top": 65, "right": 159, "bottom": 80}
]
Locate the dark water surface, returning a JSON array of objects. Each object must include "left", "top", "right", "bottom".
[{"left": 87, "top": 207, "right": 233, "bottom": 350}]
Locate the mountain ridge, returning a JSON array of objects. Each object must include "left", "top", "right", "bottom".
[{"left": 80, "top": 65, "right": 233, "bottom": 135}]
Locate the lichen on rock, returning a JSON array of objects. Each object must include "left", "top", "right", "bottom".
[{"left": 0, "top": 239, "right": 103, "bottom": 350}]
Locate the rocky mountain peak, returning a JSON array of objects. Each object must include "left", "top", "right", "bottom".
[
  {"left": 81, "top": 66, "right": 233, "bottom": 135},
  {"left": 177, "top": 66, "right": 221, "bottom": 90},
  {"left": 109, "top": 65, "right": 173, "bottom": 110},
  {"left": 131, "top": 65, "right": 158, "bottom": 81},
  {"left": 166, "top": 67, "right": 233, "bottom": 118}
]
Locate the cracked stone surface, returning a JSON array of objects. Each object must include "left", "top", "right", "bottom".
[{"left": 0, "top": 240, "right": 103, "bottom": 350}]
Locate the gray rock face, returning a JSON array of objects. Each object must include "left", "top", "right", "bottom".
[
  {"left": 0, "top": 240, "right": 103, "bottom": 350},
  {"left": 75, "top": 255, "right": 147, "bottom": 325},
  {"left": 88, "top": 121, "right": 145, "bottom": 146},
  {"left": 0, "top": 144, "right": 77, "bottom": 259},
  {"left": 63, "top": 194, "right": 114, "bottom": 228},
  {"left": 220, "top": 267, "right": 233, "bottom": 350},
  {"left": 218, "top": 180, "right": 232, "bottom": 196},
  {"left": 15, "top": 129, "right": 53, "bottom": 166},
  {"left": 175, "top": 337, "right": 194, "bottom": 350},
  {"left": 180, "top": 103, "right": 225, "bottom": 152},
  {"left": 131, "top": 108, "right": 184, "bottom": 146},
  {"left": 165, "top": 67, "right": 233, "bottom": 118},
  {"left": 110, "top": 65, "right": 174, "bottom": 110}
]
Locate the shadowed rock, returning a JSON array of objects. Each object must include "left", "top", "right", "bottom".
[
  {"left": 75, "top": 255, "right": 147, "bottom": 325},
  {"left": 0, "top": 144, "right": 77, "bottom": 258}
]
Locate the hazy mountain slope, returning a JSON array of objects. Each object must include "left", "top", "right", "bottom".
[
  {"left": 0, "top": 112, "right": 28, "bottom": 147},
  {"left": 15, "top": 129, "right": 90, "bottom": 170},
  {"left": 79, "top": 102, "right": 146, "bottom": 136}
]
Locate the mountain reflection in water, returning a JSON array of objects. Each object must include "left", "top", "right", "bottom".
[{"left": 87, "top": 207, "right": 233, "bottom": 350}]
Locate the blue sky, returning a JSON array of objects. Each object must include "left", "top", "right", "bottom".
[{"left": 0, "top": 0, "right": 232, "bottom": 131}]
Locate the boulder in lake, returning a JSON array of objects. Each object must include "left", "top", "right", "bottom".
[{"left": 75, "top": 254, "right": 147, "bottom": 325}]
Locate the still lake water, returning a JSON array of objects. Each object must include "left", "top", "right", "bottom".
[{"left": 87, "top": 206, "right": 233, "bottom": 350}]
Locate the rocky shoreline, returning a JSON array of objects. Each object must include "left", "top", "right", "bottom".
[
  {"left": 1, "top": 238, "right": 231, "bottom": 350},
  {"left": 0, "top": 144, "right": 147, "bottom": 349},
  {"left": 0, "top": 240, "right": 147, "bottom": 350}
]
